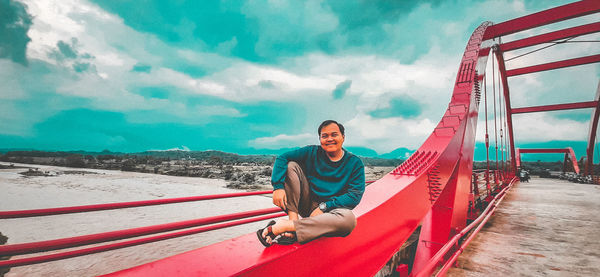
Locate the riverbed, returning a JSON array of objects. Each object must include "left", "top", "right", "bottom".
[
  {"left": 0, "top": 162, "right": 274, "bottom": 276},
  {"left": 0, "top": 162, "right": 393, "bottom": 276}
]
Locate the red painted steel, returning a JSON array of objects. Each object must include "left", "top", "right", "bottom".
[
  {"left": 435, "top": 177, "right": 518, "bottom": 277},
  {"left": 567, "top": 148, "right": 580, "bottom": 175},
  {"left": 519, "top": 148, "right": 575, "bottom": 154},
  {"left": 0, "top": 207, "right": 281, "bottom": 256},
  {"left": 517, "top": 148, "right": 580, "bottom": 174},
  {"left": 0, "top": 191, "right": 272, "bottom": 219},
  {"left": 586, "top": 82, "right": 600, "bottom": 175},
  {"left": 482, "top": 0, "right": 600, "bottom": 40},
  {"left": 0, "top": 213, "right": 285, "bottom": 268},
  {"left": 506, "top": 54, "right": 600, "bottom": 77},
  {"left": 499, "top": 22, "right": 600, "bottom": 52},
  {"left": 516, "top": 148, "right": 521, "bottom": 169},
  {"left": 512, "top": 101, "right": 598, "bottom": 114},
  {"left": 413, "top": 177, "right": 516, "bottom": 277}
]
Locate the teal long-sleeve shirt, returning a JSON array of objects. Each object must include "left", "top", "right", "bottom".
[{"left": 271, "top": 145, "right": 365, "bottom": 210}]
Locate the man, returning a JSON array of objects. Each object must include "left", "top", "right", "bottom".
[{"left": 257, "top": 120, "right": 365, "bottom": 246}]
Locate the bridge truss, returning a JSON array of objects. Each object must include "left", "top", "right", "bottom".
[{"left": 1, "top": 1, "right": 599, "bottom": 276}]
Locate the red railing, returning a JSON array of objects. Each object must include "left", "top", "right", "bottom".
[
  {"left": 0, "top": 212, "right": 284, "bottom": 268},
  {"left": 0, "top": 181, "right": 378, "bottom": 269},
  {"left": 0, "top": 207, "right": 282, "bottom": 256},
  {"left": 413, "top": 176, "right": 517, "bottom": 277},
  {"left": 0, "top": 190, "right": 272, "bottom": 219}
]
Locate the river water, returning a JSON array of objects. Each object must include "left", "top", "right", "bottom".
[{"left": 0, "top": 162, "right": 274, "bottom": 276}]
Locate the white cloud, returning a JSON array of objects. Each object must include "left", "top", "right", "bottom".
[
  {"left": 149, "top": 145, "right": 191, "bottom": 152},
  {"left": 249, "top": 133, "right": 315, "bottom": 149},
  {"left": 344, "top": 114, "right": 437, "bottom": 153},
  {"left": 513, "top": 113, "right": 588, "bottom": 141},
  {"left": 476, "top": 113, "right": 589, "bottom": 143},
  {"left": 6, "top": 0, "right": 598, "bottom": 154}
]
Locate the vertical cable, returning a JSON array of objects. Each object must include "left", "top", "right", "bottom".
[
  {"left": 484, "top": 63, "right": 490, "bottom": 192},
  {"left": 498, "top": 60, "right": 506, "bottom": 179},
  {"left": 492, "top": 54, "right": 499, "bottom": 183}
]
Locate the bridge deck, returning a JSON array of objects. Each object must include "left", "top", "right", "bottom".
[{"left": 447, "top": 177, "right": 600, "bottom": 276}]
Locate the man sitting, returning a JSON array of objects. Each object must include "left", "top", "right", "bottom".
[{"left": 257, "top": 120, "right": 365, "bottom": 246}]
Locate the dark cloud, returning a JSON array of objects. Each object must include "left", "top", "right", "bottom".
[
  {"left": 131, "top": 63, "right": 152, "bottom": 73},
  {"left": 90, "top": 0, "right": 444, "bottom": 63},
  {"left": 370, "top": 95, "right": 422, "bottom": 118},
  {"left": 91, "top": 0, "right": 262, "bottom": 61},
  {"left": 135, "top": 87, "right": 171, "bottom": 99},
  {"left": 73, "top": 62, "right": 96, "bottom": 73},
  {"left": 50, "top": 39, "right": 79, "bottom": 61},
  {"left": 48, "top": 38, "right": 96, "bottom": 73},
  {"left": 332, "top": 80, "right": 352, "bottom": 99},
  {"left": 258, "top": 80, "right": 276, "bottom": 89},
  {"left": 0, "top": 0, "right": 33, "bottom": 65},
  {"left": 57, "top": 40, "right": 78, "bottom": 59},
  {"left": 325, "top": 1, "right": 442, "bottom": 31}
]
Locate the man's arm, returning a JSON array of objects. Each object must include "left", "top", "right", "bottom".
[
  {"left": 271, "top": 146, "right": 313, "bottom": 211},
  {"left": 324, "top": 160, "right": 365, "bottom": 210},
  {"left": 270, "top": 146, "right": 312, "bottom": 190}
]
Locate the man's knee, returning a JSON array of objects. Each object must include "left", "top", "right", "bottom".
[
  {"left": 286, "top": 161, "right": 301, "bottom": 175},
  {"left": 330, "top": 208, "right": 356, "bottom": 236}
]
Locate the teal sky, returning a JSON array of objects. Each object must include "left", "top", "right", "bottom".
[{"left": 0, "top": 0, "right": 599, "bottom": 161}]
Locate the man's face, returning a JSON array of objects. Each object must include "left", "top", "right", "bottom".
[{"left": 319, "top": 123, "right": 345, "bottom": 154}]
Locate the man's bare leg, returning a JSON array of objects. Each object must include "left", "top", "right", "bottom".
[
  {"left": 281, "top": 211, "right": 300, "bottom": 238},
  {"left": 288, "top": 211, "right": 299, "bottom": 220}
]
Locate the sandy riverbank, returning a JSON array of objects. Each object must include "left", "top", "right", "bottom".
[{"left": 0, "top": 162, "right": 394, "bottom": 276}]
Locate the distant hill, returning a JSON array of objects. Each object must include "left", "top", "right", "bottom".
[
  {"left": 345, "top": 146, "right": 379, "bottom": 157},
  {"left": 379, "top": 147, "right": 414, "bottom": 159},
  {"left": 2, "top": 139, "right": 585, "bottom": 166}
]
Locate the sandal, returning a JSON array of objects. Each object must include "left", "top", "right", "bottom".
[
  {"left": 276, "top": 231, "right": 297, "bottom": 245},
  {"left": 256, "top": 220, "right": 277, "bottom": 247}
]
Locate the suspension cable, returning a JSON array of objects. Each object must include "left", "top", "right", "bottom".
[
  {"left": 505, "top": 36, "right": 577, "bottom": 62},
  {"left": 504, "top": 99, "right": 512, "bottom": 174},
  {"left": 501, "top": 61, "right": 508, "bottom": 178},
  {"left": 492, "top": 53, "right": 499, "bottom": 182},
  {"left": 559, "top": 40, "right": 600, "bottom": 43},
  {"left": 484, "top": 66, "right": 491, "bottom": 192},
  {"left": 498, "top": 64, "right": 505, "bottom": 179}
]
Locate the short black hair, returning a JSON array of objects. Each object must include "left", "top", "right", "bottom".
[{"left": 318, "top": 120, "right": 345, "bottom": 136}]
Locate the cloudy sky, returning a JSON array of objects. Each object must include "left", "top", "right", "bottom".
[{"left": 0, "top": 0, "right": 598, "bottom": 160}]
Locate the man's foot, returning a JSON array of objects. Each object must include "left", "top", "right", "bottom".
[
  {"left": 277, "top": 231, "right": 297, "bottom": 245},
  {"left": 258, "top": 220, "right": 295, "bottom": 246},
  {"left": 256, "top": 220, "right": 277, "bottom": 247}
]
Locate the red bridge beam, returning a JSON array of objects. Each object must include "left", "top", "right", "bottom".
[
  {"left": 519, "top": 148, "right": 570, "bottom": 153},
  {"left": 500, "top": 22, "right": 600, "bottom": 52},
  {"left": 0, "top": 190, "right": 273, "bottom": 219},
  {"left": 483, "top": 0, "right": 600, "bottom": 40},
  {"left": 518, "top": 148, "right": 580, "bottom": 174},
  {"left": 512, "top": 101, "right": 598, "bottom": 114},
  {"left": 0, "top": 207, "right": 281, "bottom": 256},
  {"left": 506, "top": 54, "right": 600, "bottom": 77},
  {"left": 585, "top": 82, "right": 600, "bottom": 175},
  {"left": 0, "top": 213, "right": 285, "bottom": 268}
]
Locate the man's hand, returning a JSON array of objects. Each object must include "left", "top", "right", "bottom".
[
  {"left": 273, "top": 189, "right": 287, "bottom": 210},
  {"left": 310, "top": 207, "right": 323, "bottom": 217}
]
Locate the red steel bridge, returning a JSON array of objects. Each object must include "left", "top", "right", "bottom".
[{"left": 1, "top": 1, "right": 599, "bottom": 276}]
